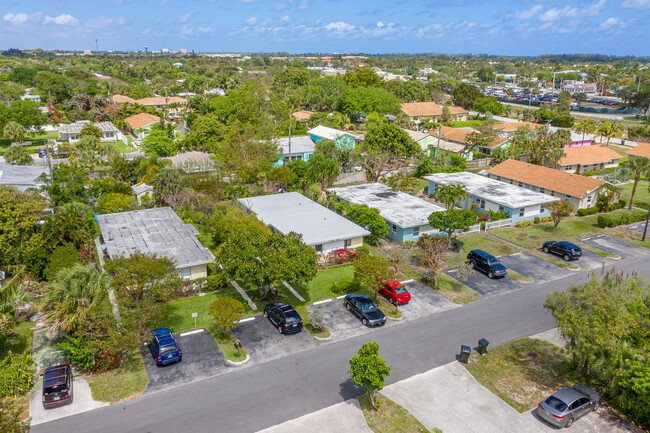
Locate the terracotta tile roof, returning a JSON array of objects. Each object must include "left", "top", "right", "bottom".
[
  {"left": 292, "top": 110, "right": 315, "bottom": 121},
  {"left": 403, "top": 129, "right": 429, "bottom": 142},
  {"left": 627, "top": 142, "right": 650, "bottom": 159},
  {"left": 135, "top": 96, "right": 188, "bottom": 106},
  {"left": 400, "top": 102, "right": 467, "bottom": 117},
  {"left": 487, "top": 159, "right": 605, "bottom": 198},
  {"left": 430, "top": 126, "right": 509, "bottom": 149},
  {"left": 111, "top": 94, "right": 136, "bottom": 104},
  {"left": 493, "top": 122, "right": 541, "bottom": 131},
  {"left": 558, "top": 145, "right": 621, "bottom": 166},
  {"left": 124, "top": 113, "right": 164, "bottom": 130},
  {"left": 484, "top": 136, "right": 511, "bottom": 149}
]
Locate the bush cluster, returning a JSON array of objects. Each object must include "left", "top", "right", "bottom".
[
  {"left": 331, "top": 278, "right": 368, "bottom": 295},
  {"left": 0, "top": 352, "right": 35, "bottom": 398},
  {"left": 541, "top": 216, "right": 553, "bottom": 223},
  {"left": 516, "top": 220, "right": 532, "bottom": 228},
  {"left": 577, "top": 206, "right": 600, "bottom": 216},
  {"left": 597, "top": 212, "right": 646, "bottom": 228}
]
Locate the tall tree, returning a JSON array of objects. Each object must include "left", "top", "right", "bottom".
[
  {"left": 417, "top": 234, "right": 448, "bottom": 287},
  {"left": 353, "top": 253, "right": 393, "bottom": 300},
  {"left": 434, "top": 184, "right": 468, "bottom": 210},
  {"left": 358, "top": 124, "right": 419, "bottom": 182},
  {"left": 348, "top": 341, "right": 391, "bottom": 409},
  {"left": 2, "top": 121, "right": 25, "bottom": 143},
  {"left": 623, "top": 157, "right": 650, "bottom": 210},
  {"left": 542, "top": 201, "right": 574, "bottom": 230},
  {"left": 428, "top": 209, "right": 477, "bottom": 246}
]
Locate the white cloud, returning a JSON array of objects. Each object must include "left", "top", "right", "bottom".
[
  {"left": 376, "top": 20, "right": 384, "bottom": 28},
  {"left": 621, "top": 0, "right": 650, "bottom": 8},
  {"left": 179, "top": 12, "right": 192, "bottom": 23},
  {"left": 280, "top": 15, "right": 291, "bottom": 24},
  {"left": 44, "top": 14, "right": 78, "bottom": 25},
  {"left": 539, "top": 0, "right": 606, "bottom": 22},
  {"left": 514, "top": 5, "right": 542, "bottom": 19},
  {"left": 246, "top": 16, "right": 258, "bottom": 25},
  {"left": 324, "top": 21, "right": 356, "bottom": 32},
  {"left": 275, "top": 0, "right": 292, "bottom": 11},
  {"left": 600, "top": 17, "right": 626, "bottom": 29},
  {"left": 3, "top": 13, "right": 28, "bottom": 24}
]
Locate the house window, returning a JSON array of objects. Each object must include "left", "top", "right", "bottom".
[
  {"left": 565, "top": 165, "right": 573, "bottom": 171},
  {"left": 550, "top": 191, "right": 555, "bottom": 197},
  {"left": 412, "top": 226, "right": 420, "bottom": 237},
  {"left": 344, "top": 239, "right": 352, "bottom": 247},
  {"left": 478, "top": 199, "right": 486, "bottom": 209},
  {"left": 509, "top": 179, "right": 514, "bottom": 185},
  {"left": 498, "top": 205, "right": 505, "bottom": 212},
  {"left": 519, "top": 208, "right": 525, "bottom": 217},
  {"left": 391, "top": 224, "right": 397, "bottom": 235},
  {"left": 587, "top": 195, "right": 592, "bottom": 203},
  {"left": 539, "top": 188, "right": 545, "bottom": 194},
  {"left": 565, "top": 194, "right": 571, "bottom": 202},
  {"left": 517, "top": 181, "right": 523, "bottom": 187},
  {"left": 315, "top": 244, "right": 323, "bottom": 252},
  {"left": 496, "top": 175, "right": 501, "bottom": 181},
  {"left": 180, "top": 267, "right": 192, "bottom": 281}
]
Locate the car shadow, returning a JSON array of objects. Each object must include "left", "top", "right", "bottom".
[{"left": 529, "top": 408, "right": 563, "bottom": 430}]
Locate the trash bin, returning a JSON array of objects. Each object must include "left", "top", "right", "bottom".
[
  {"left": 478, "top": 338, "right": 489, "bottom": 355},
  {"left": 459, "top": 345, "right": 471, "bottom": 363}
]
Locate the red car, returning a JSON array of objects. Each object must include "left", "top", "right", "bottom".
[{"left": 379, "top": 280, "right": 411, "bottom": 305}]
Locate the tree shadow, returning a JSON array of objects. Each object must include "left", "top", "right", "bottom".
[{"left": 339, "top": 377, "right": 363, "bottom": 400}]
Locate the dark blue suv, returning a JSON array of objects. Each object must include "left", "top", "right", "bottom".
[
  {"left": 148, "top": 328, "right": 182, "bottom": 365},
  {"left": 543, "top": 241, "right": 582, "bottom": 261},
  {"left": 467, "top": 249, "right": 508, "bottom": 279}
]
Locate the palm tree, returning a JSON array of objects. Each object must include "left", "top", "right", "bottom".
[
  {"left": 47, "top": 202, "right": 92, "bottom": 247},
  {"left": 623, "top": 157, "right": 650, "bottom": 210},
  {"left": 573, "top": 119, "right": 596, "bottom": 143},
  {"left": 43, "top": 264, "right": 110, "bottom": 332},
  {"left": 434, "top": 184, "right": 468, "bottom": 209}
]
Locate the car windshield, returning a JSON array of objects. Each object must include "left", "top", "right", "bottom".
[
  {"left": 544, "top": 396, "right": 568, "bottom": 412},
  {"left": 160, "top": 343, "right": 179, "bottom": 354},
  {"left": 284, "top": 311, "right": 301, "bottom": 323},
  {"left": 44, "top": 384, "right": 67, "bottom": 395},
  {"left": 394, "top": 286, "right": 407, "bottom": 294},
  {"left": 487, "top": 258, "right": 500, "bottom": 265},
  {"left": 360, "top": 301, "right": 377, "bottom": 312}
]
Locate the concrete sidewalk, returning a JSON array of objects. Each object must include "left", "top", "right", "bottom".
[{"left": 256, "top": 399, "right": 373, "bottom": 433}]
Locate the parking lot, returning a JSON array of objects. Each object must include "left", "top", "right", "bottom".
[
  {"left": 580, "top": 234, "right": 647, "bottom": 260},
  {"left": 626, "top": 222, "right": 647, "bottom": 236},
  {"left": 394, "top": 280, "right": 459, "bottom": 320},
  {"left": 141, "top": 328, "right": 227, "bottom": 395},
  {"left": 233, "top": 316, "right": 320, "bottom": 362},
  {"left": 446, "top": 267, "right": 521, "bottom": 298},
  {"left": 500, "top": 252, "right": 572, "bottom": 283},
  {"left": 307, "top": 298, "right": 392, "bottom": 340}
]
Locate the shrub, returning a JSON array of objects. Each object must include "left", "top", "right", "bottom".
[
  {"left": 516, "top": 220, "right": 532, "bottom": 228},
  {"left": 578, "top": 207, "right": 599, "bottom": 216},
  {"left": 307, "top": 308, "right": 325, "bottom": 332},
  {"left": 533, "top": 216, "right": 541, "bottom": 224},
  {"left": 597, "top": 215, "right": 609, "bottom": 228},
  {"left": 541, "top": 216, "right": 553, "bottom": 223},
  {"left": 44, "top": 244, "right": 80, "bottom": 281},
  {"left": 421, "top": 269, "right": 437, "bottom": 287},
  {"left": 203, "top": 272, "right": 230, "bottom": 292},
  {"left": 0, "top": 352, "right": 35, "bottom": 398},
  {"left": 57, "top": 334, "right": 95, "bottom": 371},
  {"left": 331, "top": 278, "right": 367, "bottom": 295},
  {"left": 488, "top": 210, "right": 510, "bottom": 221},
  {"left": 598, "top": 212, "right": 646, "bottom": 228}
]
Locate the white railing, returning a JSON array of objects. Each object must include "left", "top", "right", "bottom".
[
  {"left": 485, "top": 218, "right": 512, "bottom": 230},
  {"left": 454, "top": 223, "right": 481, "bottom": 236}
]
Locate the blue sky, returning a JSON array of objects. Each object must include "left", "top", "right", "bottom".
[{"left": 1, "top": 0, "right": 649, "bottom": 55}]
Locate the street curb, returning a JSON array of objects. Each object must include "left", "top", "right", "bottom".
[
  {"left": 226, "top": 354, "right": 250, "bottom": 366},
  {"left": 386, "top": 314, "right": 404, "bottom": 321},
  {"left": 312, "top": 333, "right": 332, "bottom": 342}
]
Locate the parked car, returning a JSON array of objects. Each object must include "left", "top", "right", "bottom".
[
  {"left": 536, "top": 385, "right": 600, "bottom": 428},
  {"left": 264, "top": 302, "right": 303, "bottom": 334},
  {"left": 378, "top": 280, "right": 411, "bottom": 305},
  {"left": 42, "top": 363, "right": 73, "bottom": 409},
  {"left": 147, "top": 328, "right": 182, "bottom": 365},
  {"left": 343, "top": 294, "right": 386, "bottom": 327},
  {"left": 467, "top": 249, "right": 508, "bottom": 279},
  {"left": 543, "top": 241, "right": 582, "bottom": 261}
]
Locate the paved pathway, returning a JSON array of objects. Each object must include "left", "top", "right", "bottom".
[
  {"left": 230, "top": 280, "right": 257, "bottom": 310},
  {"left": 282, "top": 281, "right": 305, "bottom": 302}
]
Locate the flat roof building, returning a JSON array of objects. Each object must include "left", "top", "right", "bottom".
[
  {"left": 329, "top": 183, "right": 445, "bottom": 242},
  {"left": 239, "top": 192, "right": 370, "bottom": 254},
  {"left": 96, "top": 207, "right": 214, "bottom": 280}
]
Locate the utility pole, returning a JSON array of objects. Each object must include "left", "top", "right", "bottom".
[
  {"left": 95, "top": 38, "right": 99, "bottom": 53},
  {"left": 287, "top": 124, "right": 292, "bottom": 165},
  {"left": 45, "top": 139, "right": 53, "bottom": 183},
  {"left": 637, "top": 75, "right": 641, "bottom": 93}
]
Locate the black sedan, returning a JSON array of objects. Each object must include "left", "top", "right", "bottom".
[
  {"left": 543, "top": 241, "right": 582, "bottom": 261},
  {"left": 264, "top": 303, "right": 303, "bottom": 334},
  {"left": 343, "top": 294, "right": 386, "bottom": 327}
]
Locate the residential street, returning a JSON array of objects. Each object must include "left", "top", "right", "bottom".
[{"left": 33, "top": 253, "right": 650, "bottom": 433}]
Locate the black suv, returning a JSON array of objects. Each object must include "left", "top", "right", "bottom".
[
  {"left": 543, "top": 241, "right": 582, "bottom": 261},
  {"left": 264, "top": 303, "right": 303, "bottom": 334},
  {"left": 467, "top": 249, "right": 508, "bottom": 279},
  {"left": 343, "top": 294, "right": 386, "bottom": 327}
]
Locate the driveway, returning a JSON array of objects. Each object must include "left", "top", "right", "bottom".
[
  {"left": 382, "top": 362, "right": 641, "bottom": 433},
  {"left": 233, "top": 316, "right": 320, "bottom": 362},
  {"left": 500, "top": 253, "right": 572, "bottom": 283},
  {"left": 446, "top": 268, "right": 521, "bottom": 298},
  {"left": 387, "top": 280, "right": 459, "bottom": 320},
  {"left": 579, "top": 235, "right": 647, "bottom": 260},
  {"left": 306, "top": 298, "right": 391, "bottom": 340},
  {"left": 30, "top": 376, "right": 108, "bottom": 426},
  {"left": 141, "top": 328, "right": 227, "bottom": 395}
]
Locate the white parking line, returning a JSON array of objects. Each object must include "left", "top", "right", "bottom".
[
  {"left": 239, "top": 317, "right": 255, "bottom": 323},
  {"left": 400, "top": 279, "right": 415, "bottom": 284},
  {"left": 179, "top": 329, "right": 204, "bottom": 337},
  {"left": 313, "top": 299, "right": 333, "bottom": 305},
  {"left": 336, "top": 295, "right": 346, "bottom": 299}
]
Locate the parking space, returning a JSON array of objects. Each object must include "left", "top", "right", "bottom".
[
  {"left": 574, "top": 249, "right": 609, "bottom": 271},
  {"left": 141, "top": 328, "right": 227, "bottom": 395},
  {"left": 500, "top": 252, "right": 572, "bottom": 283},
  {"left": 394, "top": 280, "right": 460, "bottom": 320},
  {"left": 307, "top": 298, "right": 391, "bottom": 340},
  {"left": 446, "top": 268, "right": 521, "bottom": 298},
  {"left": 625, "top": 222, "right": 647, "bottom": 236},
  {"left": 525, "top": 404, "right": 643, "bottom": 433},
  {"left": 233, "top": 316, "right": 320, "bottom": 362},
  {"left": 579, "top": 235, "right": 647, "bottom": 260}
]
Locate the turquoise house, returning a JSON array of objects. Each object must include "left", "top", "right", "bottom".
[
  {"left": 307, "top": 125, "right": 358, "bottom": 151},
  {"left": 273, "top": 136, "right": 316, "bottom": 167}
]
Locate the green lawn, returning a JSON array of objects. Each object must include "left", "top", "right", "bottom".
[
  {"left": 87, "top": 348, "right": 148, "bottom": 403},
  {"left": 449, "top": 233, "right": 520, "bottom": 267},
  {"left": 465, "top": 337, "right": 573, "bottom": 413},
  {"left": 358, "top": 393, "right": 429, "bottom": 433},
  {"left": 0, "top": 320, "right": 32, "bottom": 358},
  {"left": 293, "top": 265, "right": 355, "bottom": 304},
  {"left": 436, "top": 273, "right": 483, "bottom": 305},
  {"left": 620, "top": 181, "right": 650, "bottom": 210}
]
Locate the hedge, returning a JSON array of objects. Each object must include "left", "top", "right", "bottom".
[
  {"left": 578, "top": 200, "right": 627, "bottom": 216},
  {"left": 597, "top": 212, "right": 646, "bottom": 228}
]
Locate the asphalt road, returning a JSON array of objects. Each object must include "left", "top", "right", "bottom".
[{"left": 33, "top": 254, "right": 650, "bottom": 433}]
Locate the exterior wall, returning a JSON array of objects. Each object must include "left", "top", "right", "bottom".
[
  {"left": 275, "top": 151, "right": 314, "bottom": 167},
  {"left": 417, "top": 136, "right": 437, "bottom": 153},
  {"left": 190, "top": 264, "right": 208, "bottom": 280},
  {"left": 350, "top": 236, "right": 364, "bottom": 248},
  {"left": 135, "top": 123, "right": 159, "bottom": 139},
  {"left": 59, "top": 130, "right": 117, "bottom": 143}
]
